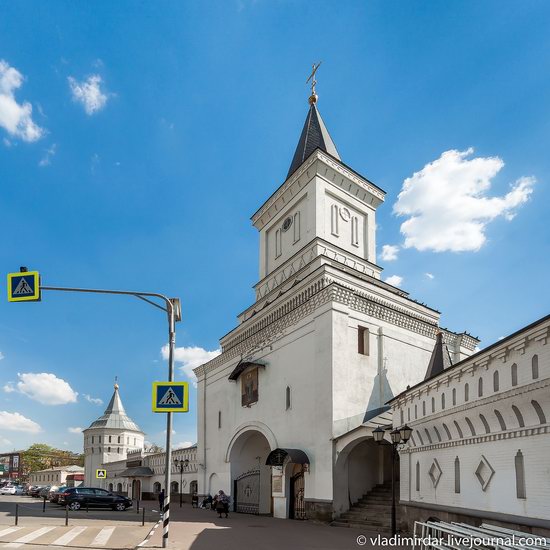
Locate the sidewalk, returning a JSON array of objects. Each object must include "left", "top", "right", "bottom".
[{"left": 143, "top": 506, "right": 408, "bottom": 550}]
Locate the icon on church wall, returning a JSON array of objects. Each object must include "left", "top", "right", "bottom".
[{"left": 241, "top": 367, "right": 258, "bottom": 407}]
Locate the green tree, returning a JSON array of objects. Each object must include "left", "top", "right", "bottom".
[{"left": 21, "top": 444, "right": 84, "bottom": 476}]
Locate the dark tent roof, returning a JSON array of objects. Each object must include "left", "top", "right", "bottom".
[
  {"left": 228, "top": 360, "right": 266, "bottom": 381},
  {"left": 287, "top": 103, "right": 340, "bottom": 178},
  {"left": 119, "top": 467, "right": 154, "bottom": 477},
  {"left": 424, "top": 332, "right": 453, "bottom": 380},
  {"left": 265, "top": 448, "right": 310, "bottom": 466}
]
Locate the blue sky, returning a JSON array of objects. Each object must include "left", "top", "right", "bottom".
[{"left": 0, "top": 1, "right": 549, "bottom": 453}]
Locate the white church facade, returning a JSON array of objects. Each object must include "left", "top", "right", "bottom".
[
  {"left": 390, "top": 314, "right": 550, "bottom": 534},
  {"left": 194, "top": 92, "right": 478, "bottom": 523}
]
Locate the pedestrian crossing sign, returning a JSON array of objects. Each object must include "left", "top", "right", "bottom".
[
  {"left": 152, "top": 381, "right": 189, "bottom": 413},
  {"left": 96, "top": 469, "right": 107, "bottom": 479},
  {"left": 7, "top": 271, "right": 40, "bottom": 302}
]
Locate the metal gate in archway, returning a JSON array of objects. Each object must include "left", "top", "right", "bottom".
[
  {"left": 233, "top": 469, "right": 260, "bottom": 514},
  {"left": 290, "top": 472, "right": 306, "bottom": 520}
]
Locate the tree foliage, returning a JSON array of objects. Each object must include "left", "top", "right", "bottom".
[{"left": 20, "top": 444, "right": 84, "bottom": 475}]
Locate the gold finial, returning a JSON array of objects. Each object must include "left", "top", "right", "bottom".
[
  {"left": 114, "top": 376, "right": 119, "bottom": 391},
  {"left": 306, "top": 61, "right": 322, "bottom": 105}
]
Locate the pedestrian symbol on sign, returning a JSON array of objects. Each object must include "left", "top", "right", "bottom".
[
  {"left": 158, "top": 388, "right": 181, "bottom": 406},
  {"left": 13, "top": 278, "right": 33, "bottom": 295},
  {"left": 96, "top": 469, "right": 107, "bottom": 479}
]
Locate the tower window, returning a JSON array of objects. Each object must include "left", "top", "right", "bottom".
[
  {"left": 511, "top": 363, "right": 518, "bottom": 386},
  {"left": 493, "top": 371, "right": 499, "bottom": 392},
  {"left": 109, "top": 436, "right": 112, "bottom": 443},
  {"left": 454, "top": 457, "right": 460, "bottom": 493},
  {"left": 293, "top": 212, "right": 301, "bottom": 243},
  {"left": 286, "top": 386, "right": 291, "bottom": 410},
  {"left": 218, "top": 410, "right": 222, "bottom": 429},
  {"left": 275, "top": 229, "right": 282, "bottom": 258},
  {"left": 478, "top": 377, "right": 483, "bottom": 397},
  {"left": 464, "top": 383, "right": 469, "bottom": 402},
  {"left": 351, "top": 216, "right": 359, "bottom": 247},
  {"left": 357, "top": 326, "right": 369, "bottom": 355},
  {"left": 532, "top": 355, "right": 539, "bottom": 380},
  {"left": 331, "top": 204, "right": 339, "bottom": 236},
  {"left": 515, "top": 450, "right": 526, "bottom": 499},
  {"left": 452, "top": 388, "right": 456, "bottom": 406}
]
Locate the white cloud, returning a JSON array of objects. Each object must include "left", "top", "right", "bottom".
[
  {"left": 175, "top": 441, "right": 194, "bottom": 449},
  {"left": 161, "top": 345, "right": 221, "bottom": 381},
  {"left": 68, "top": 75, "right": 108, "bottom": 115},
  {"left": 425, "top": 272, "right": 435, "bottom": 280},
  {"left": 0, "top": 352, "right": 4, "bottom": 360},
  {"left": 385, "top": 275, "right": 403, "bottom": 287},
  {"left": 0, "top": 60, "right": 44, "bottom": 142},
  {"left": 394, "top": 148, "right": 535, "bottom": 252},
  {"left": 14, "top": 372, "right": 78, "bottom": 405},
  {"left": 0, "top": 411, "right": 41, "bottom": 433},
  {"left": 39, "top": 143, "right": 57, "bottom": 167},
  {"left": 83, "top": 394, "right": 103, "bottom": 406},
  {"left": 3, "top": 383, "right": 15, "bottom": 393},
  {"left": 68, "top": 427, "right": 83, "bottom": 434},
  {"left": 380, "top": 244, "right": 399, "bottom": 262}
]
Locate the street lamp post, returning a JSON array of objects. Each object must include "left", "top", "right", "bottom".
[
  {"left": 174, "top": 458, "right": 189, "bottom": 508},
  {"left": 373, "top": 424, "right": 412, "bottom": 536}
]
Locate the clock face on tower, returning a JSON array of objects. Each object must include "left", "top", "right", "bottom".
[{"left": 282, "top": 216, "right": 293, "bottom": 232}]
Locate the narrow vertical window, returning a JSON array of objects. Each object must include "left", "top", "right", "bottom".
[
  {"left": 118, "top": 436, "right": 121, "bottom": 444},
  {"left": 493, "top": 371, "right": 499, "bottom": 392},
  {"left": 218, "top": 410, "right": 222, "bottom": 429},
  {"left": 415, "top": 461, "right": 420, "bottom": 491},
  {"left": 511, "top": 363, "right": 518, "bottom": 386},
  {"left": 478, "top": 377, "right": 483, "bottom": 397},
  {"left": 275, "top": 229, "right": 282, "bottom": 258},
  {"left": 515, "top": 450, "right": 526, "bottom": 499},
  {"left": 407, "top": 407, "right": 410, "bottom": 421},
  {"left": 357, "top": 326, "right": 369, "bottom": 355},
  {"left": 532, "top": 355, "right": 539, "bottom": 380},
  {"left": 293, "top": 212, "right": 301, "bottom": 243},
  {"left": 400, "top": 409, "right": 404, "bottom": 425},
  {"left": 441, "top": 393, "right": 446, "bottom": 410},
  {"left": 286, "top": 386, "right": 291, "bottom": 410},
  {"left": 351, "top": 216, "right": 359, "bottom": 246},
  {"left": 414, "top": 404, "right": 418, "bottom": 419},
  {"left": 331, "top": 204, "right": 339, "bottom": 236},
  {"left": 464, "top": 383, "right": 469, "bottom": 402},
  {"left": 452, "top": 388, "right": 456, "bottom": 406},
  {"left": 422, "top": 401, "right": 426, "bottom": 416},
  {"left": 454, "top": 457, "right": 460, "bottom": 493},
  {"left": 431, "top": 397, "right": 435, "bottom": 413}
]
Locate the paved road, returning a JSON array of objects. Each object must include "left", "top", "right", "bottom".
[{"left": 0, "top": 495, "right": 156, "bottom": 549}]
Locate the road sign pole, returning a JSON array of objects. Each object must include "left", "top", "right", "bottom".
[{"left": 162, "top": 301, "right": 175, "bottom": 549}]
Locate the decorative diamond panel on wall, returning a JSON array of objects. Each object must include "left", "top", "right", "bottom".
[
  {"left": 428, "top": 459, "right": 442, "bottom": 488},
  {"left": 475, "top": 455, "right": 495, "bottom": 491}
]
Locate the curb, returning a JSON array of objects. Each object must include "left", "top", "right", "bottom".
[{"left": 135, "top": 517, "right": 162, "bottom": 548}]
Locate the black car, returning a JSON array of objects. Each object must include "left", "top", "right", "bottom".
[{"left": 58, "top": 487, "right": 132, "bottom": 511}]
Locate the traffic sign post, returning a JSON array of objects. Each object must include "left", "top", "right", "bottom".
[
  {"left": 6, "top": 267, "right": 180, "bottom": 548},
  {"left": 152, "top": 382, "right": 189, "bottom": 413}
]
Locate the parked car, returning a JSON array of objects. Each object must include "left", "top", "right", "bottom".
[
  {"left": 49, "top": 486, "right": 67, "bottom": 503},
  {"left": 30, "top": 486, "right": 45, "bottom": 497},
  {"left": 0, "top": 485, "right": 16, "bottom": 495},
  {"left": 14, "top": 485, "right": 25, "bottom": 495},
  {"left": 58, "top": 487, "right": 132, "bottom": 511},
  {"left": 38, "top": 486, "right": 51, "bottom": 499}
]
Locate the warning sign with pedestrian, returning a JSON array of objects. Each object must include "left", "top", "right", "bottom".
[
  {"left": 152, "top": 381, "right": 189, "bottom": 413},
  {"left": 7, "top": 271, "right": 40, "bottom": 302},
  {"left": 96, "top": 469, "right": 107, "bottom": 479}
]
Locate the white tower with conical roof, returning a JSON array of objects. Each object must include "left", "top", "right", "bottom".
[{"left": 83, "top": 382, "right": 145, "bottom": 487}]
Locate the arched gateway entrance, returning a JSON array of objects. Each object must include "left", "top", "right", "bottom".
[{"left": 229, "top": 429, "right": 272, "bottom": 514}]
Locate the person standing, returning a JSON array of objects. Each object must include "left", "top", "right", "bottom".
[{"left": 158, "top": 489, "right": 165, "bottom": 516}]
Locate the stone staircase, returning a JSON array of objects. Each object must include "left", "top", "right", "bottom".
[{"left": 332, "top": 482, "right": 394, "bottom": 531}]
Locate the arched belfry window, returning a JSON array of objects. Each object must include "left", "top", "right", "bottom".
[
  {"left": 478, "top": 377, "right": 483, "bottom": 397},
  {"left": 431, "top": 397, "right": 435, "bottom": 413},
  {"left": 532, "top": 355, "right": 539, "bottom": 380},
  {"left": 464, "top": 383, "right": 469, "bottom": 402},
  {"left": 515, "top": 450, "right": 526, "bottom": 499},
  {"left": 511, "top": 363, "right": 518, "bottom": 386},
  {"left": 493, "top": 371, "right": 499, "bottom": 392},
  {"left": 441, "top": 393, "right": 446, "bottom": 409},
  {"left": 454, "top": 457, "right": 460, "bottom": 493},
  {"left": 512, "top": 405, "right": 525, "bottom": 427},
  {"left": 452, "top": 388, "right": 456, "bottom": 406},
  {"left": 422, "top": 401, "right": 426, "bottom": 416},
  {"left": 531, "top": 400, "right": 546, "bottom": 424}
]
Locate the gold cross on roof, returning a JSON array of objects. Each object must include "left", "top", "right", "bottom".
[{"left": 306, "top": 61, "right": 322, "bottom": 104}]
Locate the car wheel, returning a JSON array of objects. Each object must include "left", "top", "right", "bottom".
[
  {"left": 114, "top": 502, "right": 126, "bottom": 511},
  {"left": 69, "top": 502, "right": 81, "bottom": 511}
]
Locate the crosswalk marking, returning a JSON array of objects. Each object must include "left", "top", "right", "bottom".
[
  {"left": 4, "top": 526, "right": 56, "bottom": 548},
  {"left": 0, "top": 528, "right": 21, "bottom": 540},
  {"left": 91, "top": 526, "right": 115, "bottom": 547},
  {"left": 51, "top": 526, "right": 88, "bottom": 546}
]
